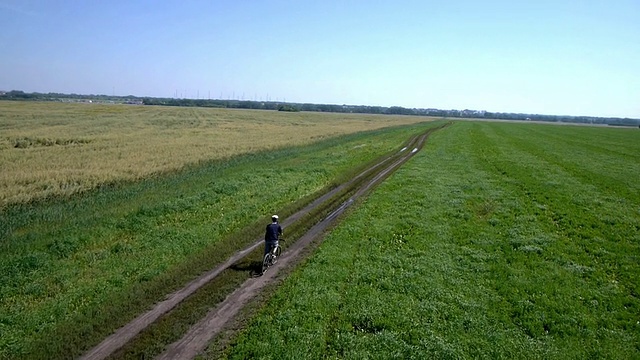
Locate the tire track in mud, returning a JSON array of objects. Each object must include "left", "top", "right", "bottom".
[{"left": 81, "top": 123, "right": 448, "bottom": 360}]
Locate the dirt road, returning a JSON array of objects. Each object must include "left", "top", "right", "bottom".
[{"left": 80, "top": 123, "right": 448, "bottom": 360}]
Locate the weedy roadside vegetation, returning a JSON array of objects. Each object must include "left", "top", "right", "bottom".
[
  {"left": 0, "top": 105, "right": 441, "bottom": 359},
  {"left": 219, "top": 121, "right": 640, "bottom": 359}
]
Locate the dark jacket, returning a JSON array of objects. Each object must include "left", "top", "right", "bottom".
[{"left": 265, "top": 222, "right": 283, "bottom": 242}]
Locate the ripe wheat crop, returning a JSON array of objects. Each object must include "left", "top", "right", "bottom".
[{"left": 0, "top": 101, "right": 429, "bottom": 208}]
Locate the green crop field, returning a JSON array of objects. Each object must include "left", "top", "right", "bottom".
[
  {"left": 0, "top": 101, "right": 441, "bottom": 359},
  {"left": 219, "top": 121, "right": 640, "bottom": 359}
]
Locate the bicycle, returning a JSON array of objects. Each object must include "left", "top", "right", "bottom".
[{"left": 261, "top": 238, "right": 283, "bottom": 274}]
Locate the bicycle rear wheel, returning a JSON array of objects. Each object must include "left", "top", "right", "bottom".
[{"left": 262, "top": 254, "right": 272, "bottom": 273}]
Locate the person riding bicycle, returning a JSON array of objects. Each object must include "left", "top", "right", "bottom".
[{"left": 264, "top": 214, "right": 283, "bottom": 256}]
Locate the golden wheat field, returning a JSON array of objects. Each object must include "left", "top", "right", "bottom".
[{"left": 0, "top": 101, "right": 431, "bottom": 207}]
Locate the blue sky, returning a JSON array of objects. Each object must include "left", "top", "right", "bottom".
[{"left": 1, "top": 1, "right": 638, "bottom": 118}]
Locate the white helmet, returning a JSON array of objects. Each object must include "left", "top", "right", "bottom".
[{"left": 272, "top": 214, "right": 279, "bottom": 220}]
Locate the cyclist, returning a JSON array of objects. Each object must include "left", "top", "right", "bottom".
[{"left": 264, "top": 214, "right": 283, "bottom": 256}]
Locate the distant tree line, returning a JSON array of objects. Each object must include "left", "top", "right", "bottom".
[
  {"left": 277, "top": 104, "right": 299, "bottom": 112},
  {"left": 1, "top": 90, "right": 638, "bottom": 126},
  {"left": 0, "top": 90, "right": 143, "bottom": 104}
]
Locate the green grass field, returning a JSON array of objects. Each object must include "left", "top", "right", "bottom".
[{"left": 218, "top": 121, "right": 640, "bottom": 359}]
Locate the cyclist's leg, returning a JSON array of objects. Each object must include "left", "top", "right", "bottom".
[{"left": 274, "top": 241, "right": 281, "bottom": 257}]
